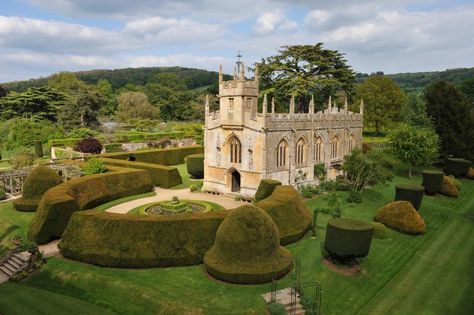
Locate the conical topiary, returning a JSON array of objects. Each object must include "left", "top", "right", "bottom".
[
  {"left": 204, "top": 205, "right": 292, "bottom": 284},
  {"left": 374, "top": 201, "right": 425, "bottom": 234},
  {"left": 440, "top": 176, "right": 459, "bottom": 198}
]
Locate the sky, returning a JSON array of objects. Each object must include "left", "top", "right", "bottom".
[{"left": 0, "top": 0, "right": 473, "bottom": 82}]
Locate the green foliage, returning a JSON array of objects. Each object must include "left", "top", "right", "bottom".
[
  {"left": 267, "top": 302, "right": 287, "bottom": 315},
  {"left": 388, "top": 124, "right": 439, "bottom": 177},
  {"left": 13, "top": 166, "right": 62, "bottom": 212},
  {"left": 374, "top": 201, "right": 425, "bottom": 234},
  {"left": 34, "top": 141, "right": 43, "bottom": 158},
  {"left": 425, "top": 81, "right": 474, "bottom": 160},
  {"left": 60, "top": 209, "right": 227, "bottom": 268},
  {"left": 255, "top": 179, "right": 282, "bottom": 202},
  {"left": 457, "top": 77, "right": 474, "bottom": 103},
  {"left": 313, "top": 163, "right": 326, "bottom": 181},
  {"left": 186, "top": 154, "right": 204, "bottom": 178},
  {"left": 421, "top": 170, "right": 444, "bottom": 194},
  {"left": 10, "top": 150, "right": 36, "bottom": 169},
  {"left": 371, "top": 222, "right": 389, "bottom": 239},
  {"left": 357, "top": 75, "right": 408, "bottom": 134},
  {"left": 324, "top": 218, "right": 374, "bottom": 259},
  {"left": 0, "top": 187, "right": 5, "bottom": 200},
  {"left": 444, "top": 158, "right": 471, "bottom": 177},
  {"left": 394, "top": 185, "right": 424, "bottom": 211},
  {"left": 347, "top": 189, "right": 363, "bottom": 203},
  {"left": 28, "top": 166, "right": 154, "bottom": 244},
  {"left": 68, "top": 128, "right": 97, "bottom": 139},
  {"left": 257, "top": 185, "right": 312, "bottom": 245},
  {"left": 116, "top": 92, "right": 160, "bottom": 121},
  {"left": 204, "top": 205, "right": 293, "bottom": 284},
  {"left": 103, "top": 143, "right": 123, "bottom": 153},
  {"left": 342, "top": 149, "right": 394, "bottom": 192},
  {"left": 82, "top": 158, "right": 107, "bottom": 175},
  {"left": 401, "top": 94, "right": 432, "bottom": 128},
  {"left": 100, "top": 158, "right": 182, "bottom": 188},
  {"left": 327, "top": 193, "right": 342, "bottom": 218},
  {"left": 259, "top": 43, "right": 355, "bottom": 112}
]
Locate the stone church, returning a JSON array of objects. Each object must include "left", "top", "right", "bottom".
[{"left": 202, "top": 60, "right": 363, "bottom": 198}]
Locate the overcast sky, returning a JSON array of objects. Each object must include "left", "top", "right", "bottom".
[{"left": 1, "top": 0, "right": 473, "bottom": 82}]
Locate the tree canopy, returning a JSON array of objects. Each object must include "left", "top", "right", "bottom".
[
  {"left": 357, "top": 76, "right": 407, "bottom": 134},
  {"left": 116, "top": 92, "right": 160, "bottom": 122},
  {"left": 258, "top": 43, "right": 355, "bottom": 112}
]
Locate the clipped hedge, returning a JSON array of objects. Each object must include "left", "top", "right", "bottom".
[
  {"left": 467, "top": 167, "right": 474, "bottom": 180},
  {"left": 203, "top": 205, "right": 293, "bottom": 284},
  {"left": 440, "top": 176, "right": 459, "bottom": 198},
  {"left": 371, "top": 222, "right": 389, "bottom": 239},
  {"left": 28, "top": 166, "right": 154, "bottom": 244},
  {"left": 255, "top": 179, "right": 282, "bottom": 202},
  {"left": 13, "top": 166, "right": 62, "bottom": 212},
  {"left": 448, "top": 175, "right": 462, "bottom": 191},
  {"left": 422, "top": 170, "right": 444, "bottom": 194},
  {"left": 256, "top": 185, "right": 311, "bottom": 245},
  {"left": 394, "top": 184, "right": 424, "bottom": 211},
  {"left": 324, "top": 218, "right": 374, "bottom": 259},
  {"left": 186, "top": 154, "right": 204, "bottom": 178},
  {"left": 374, "top": 201, "right": 425, "bottom": 234},
  {"left": 59, "top": 210, "right": 228, "bottom": 268},
  {"left": 445, "top": 158, "right": 471, "bottom": 177},
  {"left": 99, "top": 158, "right": 182, "bottom": 188},
  {"left": 101, "top": 146, "right": 204, "bottom": 166}
]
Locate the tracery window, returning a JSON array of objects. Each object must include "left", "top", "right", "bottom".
[
  {"left": 229, "top": 98, "right": 234, "bottom": 110},
  {"left": 295, "top": 138, "right": 306, "bottom": 165},
  {"left": 276, "top": 140, "right": 288, "bottom": 167},
  {"left": 331, "top": 135, "right": 340, "bottom": 159},
  {"left": 348, "top": 134, "right": 354, "bottom": 152},
  {"left": 314, "top": 137, "right": 323, "bottom": 162},
  {"left": 229, "top": 136, "right": 241, "bottom": 163}
]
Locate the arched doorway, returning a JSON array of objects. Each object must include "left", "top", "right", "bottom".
[{"left": 231, "top": 170, "right": 241, "bottom": 192}]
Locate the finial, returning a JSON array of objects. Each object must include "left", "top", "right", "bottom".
[
  {"left": 344, "top": 97, "right": 348, "bottom": 113},
  {"left": 262, "top": 93, "right": 267, "bottom": 114},
  {"left": 271, "top": 97, "right": 275, "bottom": 113},
  {"left": 360, "top": 99, "right": 364, "bottom": 115},
  {"left": 205, "top": 95, "right": 209, "bottom": 113},
  {"left": 254, "top": 63, "right": 259, "bottom": 83},
  {"left": 290, "top": 94, "right": 295, "bottom": 114},
  {"left": 233, "top": 66, "right": 237, "bottom": 80},
  {"left": 219, "top": 64, "right": 223, "bottom": 83},
  {"left": 240, "top": 61, "right": 245, "bottom": 80},
  {"left": 309, "top": 94, "right": 315, "bottom": 114},
  {"left": 328, "top": 96, "right": 332, "bottom": 112}
]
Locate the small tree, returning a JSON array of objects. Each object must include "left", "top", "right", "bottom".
[
  {"left": 342, "top": 149, "right": 394, "bottom": 192},
  {"left": 75, "top": 137, "right": 103, "bottom": 154},
  {"left": 34, "top": 141, "right": 44, "bottom": 158},
  {"left": 388, "top": 124, "right": 439, "bottom": 178}
]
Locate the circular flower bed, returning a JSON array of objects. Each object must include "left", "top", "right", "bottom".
[{"left": 129, "top": 198, "right": 221, "bottom": 215}]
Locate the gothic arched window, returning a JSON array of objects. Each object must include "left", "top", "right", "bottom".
[
  {"left": 228, "top": 136, "right": 241, "bottom": 164},
  {"left": 295, "top": 137, "right": 307, "bottom": 165},
  {"left": 314, "top": 137, "right": 324, "bottom": 162},
  {"left": 331, "top": 135, "right": 340, "bottom": 159},
  {"left": 348, "top": 134, "right": 355, "bottom": 152},
  {"left": 276, "top": 139, "right": 288, "bottom": 167}
]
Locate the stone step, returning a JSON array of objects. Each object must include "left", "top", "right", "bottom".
[
  {"left": 0, "top": 266, "right": 14, "bottom": 277},
  {"left": 7, "top": 258, "right": 22, "bottom": 269},
  {"left": 10, "top": 256, "right": 24, "bottom": 266},
  {"left": 14, "top": 252, "right": 30, "bottom": 262},
  {"left": 3, "top": 262, "right": 18, "bottom": 274}
]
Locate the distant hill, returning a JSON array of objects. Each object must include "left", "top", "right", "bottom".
[
  {"left": 3, "top": 66, "right": 473, "bottom": 94},
  {"left": 2, "top": 67, "right": 225, "bottom": 92},
  {"left": 356, "top": 67, "right": 474, "bottom": 93}
]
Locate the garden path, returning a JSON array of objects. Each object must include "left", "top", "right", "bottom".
[{"left": 106, "top": 188, "right": 246, "bottom": 214}]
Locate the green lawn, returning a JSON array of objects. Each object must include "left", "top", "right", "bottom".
[
  {"left": 0, "top": 167, "right": 472, "bottom": 314},
  {"left": 170, "top": 163, "right": 203, "bottom": 190},
  {"left": 0, "top": 202, "right": 35, "bottom": 254}
]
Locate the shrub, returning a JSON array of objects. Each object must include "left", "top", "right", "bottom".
[
  {"left": 104, "top": 143, "right": 123, "bottom": 153},
  {"left": 371, "top": 222, "right": 389, "bottom": 239},
  {"left": 59, "top": 209, "right": 227, "bottom": 268},
  {"left": 75, "top": 137, "right": 103, "bottom": 154},
  {"left": 186, "top": 154, "right": 204, "bottom": 178},
  {"left": 101, "top": 146, "right": 203, "bottom": 166},
  {"left": 444, "top": 158, "right": 471, "bottom": 177},
  {"left": 394, "top": 184, "right": 424, "bottom": 210},
  {"left": 203, "top": 205, "right": 292, "bottom": 284},
  {"left": 68, "top": 128, "right": 97, "bottom": 139},
  {"left": 440, "top": 176, "right": 459, "bottom": 197},
  {"left": 324, "top": 218, "right": 374, "bottom": 259},
  {"left": 313, "top": 163, "right": 326, "bottom": 181},
  {"left": 190, "top": 184, "right": 197, "bottom": 192},
  {"left": 468, "top": 167, "right": 474, "bottom": 179},
  {"left": 13, "top": 166, "right": 62, "bottom": 212},
  {"left": 82, "top": 158, "right": 107, "bottom": 175},
  {"left": 374, "top": 201, "right": 425, "bottom": 234},
  {"left": 421, "top": 170, "right": 444, "bottom": 194},
  {"left": 100, "top": 158, "right": 182, "bottom": 188},
  {"left": 347, "top": 189, "right": 363, "bottom": 203},
  {"left": 10, "top": 151, "right": 36, "bottom": 169},
  {"left": 362, "top": 142, "right": 372, "bottom": 153},
  {"left": 255, "top": 179, "right": 282, "bottom": 202},
  {"left": 0, "top": 187, "right": 6, "bottom": 200},
  {"left": 267, "top": 302, "right": 287, "bottom": 315},
  {"left": 34, "top": 141, "right": 43, "bottom": 158},
  {"left": 28, "top": 166, "right": 154, "bottom": 244},
  {"left": 448, "top": 175, "right": 462, "bottom": 191},
  {"left": 257, "top": 185, "right": 311, "bottom": 245}
]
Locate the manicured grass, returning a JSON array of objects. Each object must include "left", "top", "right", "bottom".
[
  {"left": 170, "top": 163, "right": 203, "bottom": 190},
  {"left": 0, "top": 167, "right": 472, "bottom": 314},
  {"left": 127, "top": 200, "right": 225, "bottom": 214},
  {"left": 93, "top": 192, "right": 157, "bottom": 211},
  {"left": 0, "top": 202, "right": 35, "bottom": 253}
]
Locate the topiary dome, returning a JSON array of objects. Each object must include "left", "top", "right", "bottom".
[
  {"left": 204, "top": 205, "right": 292, "bottom": 284},
  {"left": 440, "top": 176, "right": 459, "bottom": 197},
  {"left": 374, "top": 201, "right": 425, "bottom": 234},
  {"left": 14, "top": 166, "right": 62, "bottom": 212}
]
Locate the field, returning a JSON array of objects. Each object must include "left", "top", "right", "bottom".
[{"left": 0, "top": 166, "right": 473, "bottom": 314}]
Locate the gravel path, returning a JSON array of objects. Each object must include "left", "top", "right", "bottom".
[{"left": 105, "top": 187, "right": 246, "bottom": 214}]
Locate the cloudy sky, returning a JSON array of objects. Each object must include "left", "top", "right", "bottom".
[{"left": 1, "top": 0, "right": 473, "bottom": 82}]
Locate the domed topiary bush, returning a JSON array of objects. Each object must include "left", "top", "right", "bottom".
[
  {"left": 467, "top": 167, "right": 474, "bottom": 180},
  {"left": 448, "top": 175, "right": 462, "bottom": 191},
  {"left": 13, "top": 166, "right": 62, "bottom": 212},
  {"left": 186, "top": 154, "right": 204, "bottom": 178},
  {"left": 374, "top": 201, "right": 425, "bottom": 234},
  {"left": 421, "top": 170, "right": 444, "bottom": 194},
  {"left": 203, "top": 205, "right": 293, "bottom": 284},
  {"left": 255, "top": 179, "right": 282, "bottom": 202},
  {"left": 324, "top": 218, "right": 374, "bottom": 259},
  {"left": 75, "top": 137, "right": 103, "bottom": 154},
  {"left": 440, "top": 176, "right": 459, "bottom": 198},
  {"left": 444, "top": 158, "right": 471, "bottom": 177},
  {"left": 371, "top": 222, "right": 389, "bottom": 239},
  {"left": 394, "top": 184, "right": 424, "bottom": 210}
]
